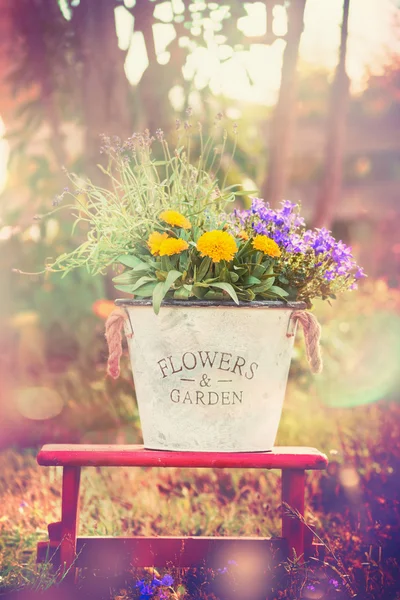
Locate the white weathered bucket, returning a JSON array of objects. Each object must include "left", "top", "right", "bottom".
[{"left": 116, "top": 299, "right": 306, "bottom": 452}]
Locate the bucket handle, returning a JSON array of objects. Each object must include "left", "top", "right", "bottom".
[
  {"left": 287, "top": 310, "right": 323, "bottom": 374},
  {"left": 105, "top": 308, "right": 132, "bottom": 379}
]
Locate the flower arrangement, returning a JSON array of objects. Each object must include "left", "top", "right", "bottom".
[{"left": 47, "top": 115, "right": 365, "bottom": 313}]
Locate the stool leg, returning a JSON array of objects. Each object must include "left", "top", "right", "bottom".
[
  {"left": 281, "top": 469, "right": 305, "bottom": 560},
  {"left": 60, "top": 466, "right": 81, "bottom": 582}
]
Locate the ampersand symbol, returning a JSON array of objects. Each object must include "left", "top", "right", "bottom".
[{"left": 199, "top": 373, "right": 211, "bottom": 387}]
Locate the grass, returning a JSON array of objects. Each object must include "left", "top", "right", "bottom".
[{"left": 1, "top": 382, "right": 399, "bottom": 599}]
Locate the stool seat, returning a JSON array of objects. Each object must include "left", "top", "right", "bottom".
[{"left": 37, "top": 444, "right": 328, "bottom": 469}]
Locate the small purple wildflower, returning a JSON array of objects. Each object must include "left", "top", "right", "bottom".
[
  {"left": 136, "top": 581, "right": 154, "bottom": 599},
  {"left": 161, "top": 574, "right": 174, "bottom": 586},
  {"left": 253, "top": 221, "right": 267, "bottom": 235},
  {"left": 355, "top": 266, "right": 366, "bottom": 279},
  {"left": 306, "top": 584, "right": 316, "bottom": 591},
  {"left": 329, "top": 578, "right": 339, "bottom": 588},
  {"left": 217, "top": 567, "right": 228, "bottom": 575},
  {"left": 323, "top": 270, "right": 336, "bottom": 281},
  {"left": 136, "top": 577, "right": 163, "bottom": 598}
]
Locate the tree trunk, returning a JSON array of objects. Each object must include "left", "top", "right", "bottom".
[
  {"left": 261, "top": 0, "right": 307, "bottom": 206},
  {"left": 134, "top": 0, "right": 173, "bottom": 133},
  {"left": 312, "top": 0, "right": 351, "bottom": 229},
  {"left": 3, "top": 0, "right": 67, "bottom": 168},
  {"left": 73, "top": 0, "right": 133, "bottom": 180}
]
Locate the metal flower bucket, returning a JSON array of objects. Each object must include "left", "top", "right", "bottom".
[{"left": 116, "top": 299, "right": 306, "bottom": 452}]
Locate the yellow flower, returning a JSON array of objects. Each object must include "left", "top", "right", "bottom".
[
  {"left": 160, "top": 210, "right": 191, "bottom": 229},
  {"left": 252, "top": 235, "right": 281, "bottom": 257},
  {"left": 197, "top": 230, "right": 237, "bottom": 263},
  {"left": 147, "top": 231, "right": 169, "bottom": 256},
  {"left": 238, "top": 230, "right": 249, "bottom": 241},
  {"left": 159, "top": 238, "right": 189, "bottom": 256}
]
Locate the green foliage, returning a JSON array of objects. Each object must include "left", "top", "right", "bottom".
[
  {"left": 43, "top": 123, "right": 295, "bottom": 311},
  {"left": 113, "top": 242, "right": 290, "bottom": 314},
  {"left": 47, "top": 124, "right": 239, "bottom": 274}
]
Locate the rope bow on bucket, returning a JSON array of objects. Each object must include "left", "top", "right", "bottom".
[{"left": 104, "top": 307, "right": 323, "bottom": 379}]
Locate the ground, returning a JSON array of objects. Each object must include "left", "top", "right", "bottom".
[{"left": 1, "top": 381, "right": 399, "bottom": 599}]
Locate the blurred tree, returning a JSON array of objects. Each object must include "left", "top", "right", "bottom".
[
  {"left": 360, "top": 54, "right": 400, "bottom": 117},
  {"left": 261, "top": 0, "right": 307, "bottom": 207},
  {"left": 70, "top": 0, "right": 133, "bottom": 178},
  {"left": 313, "top": 0, "right": 351, "bottom": 228}
]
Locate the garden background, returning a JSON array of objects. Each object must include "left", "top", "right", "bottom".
[{"left": 0, "top": 1, "right": 400, "bottom": 598}]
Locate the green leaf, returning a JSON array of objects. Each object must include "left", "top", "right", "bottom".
[
  {"left": 252, "top": 264, "right": 267, "bottom": 278},
  {"left": 204, "top": 290, "right": 225, "bottom": 300},
  {"left": 113, "top": 266, "right": 152, "bottom": 283},
  {"left": 236, "top": 239, "right": 253, "bottom": 258},
  {"left": 269, "top": 285, "right": 289, "bottom": 297},
  {"left": 112, "top": 270, "right": 137, "bottom": 284},
  {"left": 209, "top": 282, "right": 239, "bottom": 304},
  {"left": 179, "top": 252, "right": 189, "bottom": 272},
  {"left": 278, "top": 275, "right": 289, "bottom": 284},
  {"left": 174, "top": 286, "right": 191, "bottom": 299},
  {"left": 196, "top": 257, "right": 212, "bottom": 282},
  {"left": 128, "top": 276, "right": 156, "bottom": 293},
  {"left": 161, "top": 256, "right": 173, "bottom": 272},
  {"left": 155, "top": 270, "right": 168, "bottom": 281},
  {"left": 163, "top": 269, "right": 183, "bottom": 292},
  {"left": 232, "top": 266, "right": 247, "bottom": 276},
  {"left": 192, "top": 285, "right": 207, "bottom": 299},
  {"left": 237, "top": 289, "right": 256, "bottom": 301},
  {"left": 152, "top": 281, "right": 167, "bottom": 315},
  {"left": 263, "top": 263, "right": 274, "bottom": 276},
  {"left": 132, "top": 262, "right": 154, "bottom": 272},
  {"left": 243, "top": 276, "right": 261, "bottom": 286},
  {"left": 252, "top": 278, "right": 275, "bottom": 293},
  {"left": 114, "top": 284, "right": 137, "bottom": 293},
  {"left": 152, "top": 270, "right": 182, "bottom": 314},
  {"left": 117, "top": 254, "right": 146, "bottom": 268},
  {"left": 133, "top": 282, "right": 158, "bottom": 297},
  {"left": 219, "top": 267, "right": 230, "bottom": 282},
  {"left": 229, "top": 271, "right": 239, "bottom": 283}
]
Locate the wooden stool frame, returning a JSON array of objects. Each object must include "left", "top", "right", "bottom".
[{"left": 36, "top": 445, "right": 328, "bottom": 581}]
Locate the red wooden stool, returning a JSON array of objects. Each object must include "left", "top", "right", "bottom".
[{"left": 36, "top": 445, "right": 328, "bottom": 581}]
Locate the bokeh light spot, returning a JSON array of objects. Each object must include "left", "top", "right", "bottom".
[
  {"left": 316, "top": 310, "right": 400, "bottom": 407},
  {"left": 16, "top": 387, "right": 64, "bottom": 421},
  {"left": 339, "top": 466, "right": 360, "bottom": 488}
]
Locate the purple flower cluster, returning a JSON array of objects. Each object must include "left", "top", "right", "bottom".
[
  {"left": 235, "top": 198, "right": 305, "bottom": 251},
  {"left": 234, "top": 198, "right": 366, "bottom": 284},
  {"left": 136, "top": 574, "right": 174, "bottom": 599},
  {"left": 302, "top": 227, "right": 365, "bottom": 283}
]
